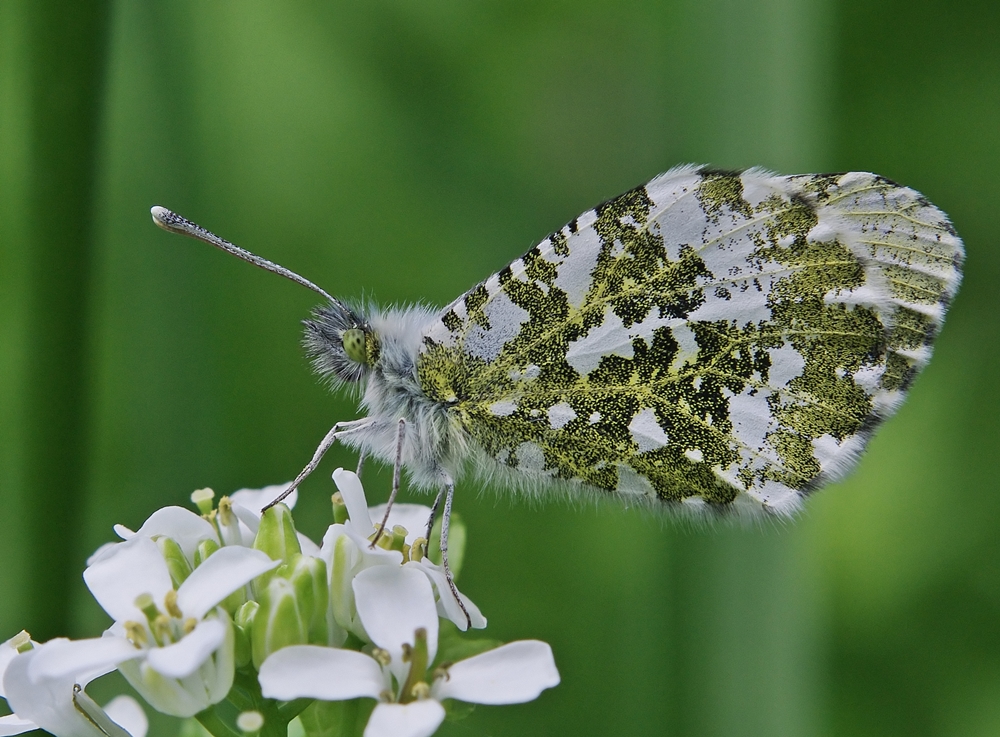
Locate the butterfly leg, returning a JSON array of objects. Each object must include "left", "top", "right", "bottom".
[
  {"left": 424, "top": 487, "right": 445, "bottom": 541},
  {"left": 370, "top": 418, "right": 406, "bottom": 546},
  {"left": 355, "top": 451, "right": 367, "bottom": 478},
  {"left": 261, "top": 418, "right": 371, "bottom": 512},
  {"left": 440, "top": 478, "right": 472, "bottom": 629}
]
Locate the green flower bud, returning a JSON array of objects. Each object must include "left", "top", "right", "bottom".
[
  {"left": 194, "top": 538, "right": 220, "bottom": 568},
  {"left": 156, "top": 536, "right": 193, "bottom": 587},
  {"left": 235, "top": 599, "right": 259, "bottom": 630},
  {"left": 288, "top": 555, "right": 329, "bottom": 645},
  {"left": 251, "top": 576, "right": 307, "bottom": 670},
  {"left": 252, "top": 504, "right": 302, "bottom": 597},
  {"left": 233, "top": 601, "right": 258, "bottom": 669}
]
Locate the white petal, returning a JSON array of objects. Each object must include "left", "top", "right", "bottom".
[
  {"left": 103, "top": 696, "right": 148, "bottom": 737},
  {"left": 229, "top": 502, "right": 261, "bottom": 539},
  {"left": 29, "top": 637, "right": 141, "bottom": 683},
  {"left": 72, "top": 689, "right": 133, "bottom": 737},
  {"left": 353, "top": 566, "right": 438, "bottom": 683},
  {"left": 297, "top": 532, "right": 321, "bottom": 558},
  {"left": 4, "top": 641, "right": 134, "bottom": 737},
  {"left": 407, "top": 561, "right": 487, "bottom": 631},
  {"left": 84, "top": 537, "right": 173, "bottom": 622},
  {"left": 176, "top": 546, "right": 278, "bottom": 620},
  {"left": 366, "top": 503, "right": 433, "bottom": 544},
  {"left": 363, "top": 701, "right": 445, "bottom": 737},
  {"left": 343, "top": 524, "right": 404, "bottom": 566},
  {"left": 433, "top": 641, "right": 560, "bottom": 705},
  {"left": 0, "top": 636, "right": 25, "bottom": 697},
  {"left": 259, "top": 646, "right": 385, "bottom": 701},
  {"left": 333, "top": 469, "right": 373, "bottom": 531},
  {"left": 87, "top": 541, "right": 121, "bottom": 567},
  {"left": 117, "top": 659, "right": 207, "bottom": 718},
  {"left": 145, "top": 619, "right": 226, "bottom": 678},
  {"left": 131, "top": 507, "right": 218, "bottom": 560},
  {"left": 230, "top": 482, "right": 297, "bottom": 512},
  {"left": 0, "top": 714, "right": 37, "bottom": 736}
]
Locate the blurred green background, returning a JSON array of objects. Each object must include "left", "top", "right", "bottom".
[{"left": 1, "top": 1, "right": 998, "bottom": 735}]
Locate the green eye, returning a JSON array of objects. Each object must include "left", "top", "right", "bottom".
[{"left": 342, "top": 328, "right": 368, "bottom": 364}]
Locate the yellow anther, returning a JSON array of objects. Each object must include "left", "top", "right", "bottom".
[
  {"left": 410, "top": 537, "right": 427, "bottom": 562},
  {"left": 410, "top": 681, "right": 430, "bottom": 700},
  {"left": 123, "top": 621, "right": 148, "bottom": 647},
  {"left": 218, "top": 496, "right": 235, "bottom": 526},
  {"left": 164, "top": 589, "right": 183, "bottom": 619},
  {"left": 153, "top": 614, "right": 173, "bottom": 644}
]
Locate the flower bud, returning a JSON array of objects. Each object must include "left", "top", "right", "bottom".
[
  {"left": 156, "top": 536, "right": 193, "bottom": 587},
  {"left": 233, "top": 600, "right": 258, "bottom": 668},
  {"left": 194, "top": 538, "right": 220, "bottom": 568},
  {"left": 251, "top": 576, "right": 307, "bottom": 669},
  {"left": 288, "top": 555, "right": 330, "bottom": 645},
  {"left": 252, "top": 505, "right": 301, "bottom": 597}
]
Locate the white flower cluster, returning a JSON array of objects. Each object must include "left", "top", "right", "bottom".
[{"left": 0, "top": 470, "right": 559, "bottom": 737}]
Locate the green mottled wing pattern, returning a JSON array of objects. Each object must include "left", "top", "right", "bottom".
[{"left": 416, "top": 166, "right": 963, "bottom": 516}]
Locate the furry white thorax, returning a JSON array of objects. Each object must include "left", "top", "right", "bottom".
[{"left": 340, "top": 304, "right": 469, "bottom": 489}]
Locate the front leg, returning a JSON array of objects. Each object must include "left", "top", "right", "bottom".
[{"left": 262, "top": 418, "right": 373, "bottom": 512}]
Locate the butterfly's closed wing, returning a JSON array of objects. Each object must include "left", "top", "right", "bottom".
[{"left": 416, "top": 166, "right": 963, "bottom": 516}]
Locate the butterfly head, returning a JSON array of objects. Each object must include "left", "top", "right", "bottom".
[{"left": 304, "top": 301, "right": 380, "bottom": 385}]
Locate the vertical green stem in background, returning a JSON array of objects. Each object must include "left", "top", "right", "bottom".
[
  {"left": 665, "top": 0, "right": 832, "bottom": 735},
  {"left": 21, "top": 0, "right": 112, "bottom": 641}
]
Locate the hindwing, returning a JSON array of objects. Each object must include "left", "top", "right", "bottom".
[{"left": 416, "top": 166, "right": 963, "bottom": 515}]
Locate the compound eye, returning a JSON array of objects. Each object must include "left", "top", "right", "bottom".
[{"left": 342, "top": 328, "right": 368, "bottom": 364}]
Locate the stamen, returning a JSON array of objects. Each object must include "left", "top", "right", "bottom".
[
  {"left": 123, "top": 621, "right": 148, "bottom": 647},
  {"left": 164, "top": 589, "right": 183, "bottom": 619}
]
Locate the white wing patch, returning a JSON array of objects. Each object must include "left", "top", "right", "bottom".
[{"left": 628, "top": 408, "right": 671, "bottom": 453}]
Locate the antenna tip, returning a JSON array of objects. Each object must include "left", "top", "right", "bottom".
[
  {"left": 150, "top": 205, "right": 171, "bottom": 224},
  {"left": 150, "top": 206, "right": 188, "bottom": 233}
]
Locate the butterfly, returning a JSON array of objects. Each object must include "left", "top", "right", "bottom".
[{"left": 152, "top": 164, "right": 963, "bottom": 625}]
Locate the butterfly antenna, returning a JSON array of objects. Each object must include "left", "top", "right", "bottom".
[{"left": 150, "top": 206, "right": 340, "bottom": 306}]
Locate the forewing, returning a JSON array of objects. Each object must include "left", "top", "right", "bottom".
[{"left": 417, "top": 166, "right": 963, "bottom": 516}]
